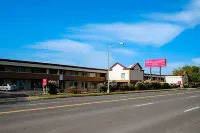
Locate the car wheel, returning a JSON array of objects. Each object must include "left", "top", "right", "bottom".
[{"left": 5, "top": 88, "right": 8, "bottom": 91}]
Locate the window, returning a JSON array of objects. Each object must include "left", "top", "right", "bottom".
[
  {"left": 83, "top": 72, "right": 88, "bottom": 76},
  {"left": 82, "top": 82, "right": 84, "bottom": 88},
  {"left": 49, "top": 69, "right": 58, "bottom": 74},
  {"left": 17, "top": 67, "right": 25, "bottom": 73},
  {"left": 74, "top": 82, "right": 78, "bottom": 87},
  {"left": 121, "top": 73, "right": 125, "bottom": 79},
  {"left": 69, "top": 82, "right": 73, "bottom": 86},
  {"left": 33, "top": 68, "right": 46, "bottom": 74},
  {"left": 96, "top": 73, "right": 100, "bottom": 77},
  {"left": 69, "top": 71, "right": 78, "bottom": 76},
  {"left": 100, "top": 73, "right": 106, "bottom": 77},
  {"left": 89, "top": 73, "right": 96, "bottom": 77},
  {"left": 0, "top": 65, "right": 5, "bottom": 71}
]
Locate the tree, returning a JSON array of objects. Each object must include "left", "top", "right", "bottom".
[{"left": 173, "top": 65, "right": 200, "bottom": 82}]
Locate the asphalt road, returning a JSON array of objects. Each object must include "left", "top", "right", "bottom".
[{"left": 1, "top": 89, "right": 200, "bottom": 133}]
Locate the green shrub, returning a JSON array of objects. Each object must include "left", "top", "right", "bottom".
[
  {"left": 48, "top": 80, "right": 58, "bottom": 94},
  {"left": 97, "top": 83, "right": 107, "bottom": 92},
  {"left": 124, "top": 85, "right": 130, "bottom": 91},
  {"left": 151, "top": 81, "right": 161, "bottom": 89},
  {"left": 144, "top": 81, "right": 153, "bottom": 89},
  {"left": 135, "top": 82, "right": 146, "bottom": 90},
  {"left": 161, "top": 82, "right": 170, "bottom": 89},
  {"left": 183, "top": 83, "right": 188, "bottom": 88},
  {"left": 70, "top": 86, "right": 81, "bottom": 94},
  {"left": 129, "top": 84, "right": 135, "bottom": 91},
  {"left": 188, "top": 82, "right": 196, "bottom": 88},
  {"left": 110, "top": 81, "right": 118, "bottom": 92}
]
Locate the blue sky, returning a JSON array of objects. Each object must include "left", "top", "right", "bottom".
[{"left": 1, "top": 0, "right": 200, "bottom": 74}]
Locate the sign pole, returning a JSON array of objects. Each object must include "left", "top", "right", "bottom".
[
  {"left": 150, "top": 67, "right": 152, "bottom": 81},
  {"left": 160, "top": 66, "right": 162, "bottom": 81}
]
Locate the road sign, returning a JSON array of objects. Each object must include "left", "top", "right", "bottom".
[{"left": 42, "top": 78, "right": 47, "bottom": 86}]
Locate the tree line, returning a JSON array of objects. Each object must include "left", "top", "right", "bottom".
[{"left": 173, "top": 65, "right": 200, "bottom": 82}]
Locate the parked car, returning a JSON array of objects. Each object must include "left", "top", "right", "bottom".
[{"left": 0, "top": 83, "right": 18, "bottom": 91}]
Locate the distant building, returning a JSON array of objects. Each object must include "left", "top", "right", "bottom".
[
  {"left": 109, "top": 62, "right": 144, "bottom": 84},
  {"left": 165, "top": 71, "right": 189, "bottom": 85}
]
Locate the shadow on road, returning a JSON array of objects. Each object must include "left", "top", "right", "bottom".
[{"left": 0, "top": 90, "right": 43, "bottom": 105}]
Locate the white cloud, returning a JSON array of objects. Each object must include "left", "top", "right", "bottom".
[
  {"left": 29, "top": 39, "right": 93, "bottom": 54},
  {"left": 192, "top": 58, "right": 200, "bottom": 64},
  {"left": 147, "top": 0, "right": 200, "bottom": 27},
  {"left": 112, "top": 48, "right": 137, "bottom": 56},
  {"left": 28, "top": 39, "right": 116, "bottom": 68},
  {"left": 67, "top": 22, "right": 184, "bottom": 47}
]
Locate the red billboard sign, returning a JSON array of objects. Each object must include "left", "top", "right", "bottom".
[
  {"left": 145, "top": 59, "right": 166, "bottom": 67},
  {"left": 42, "top": 78, "right": 47, "bottom": 86}
]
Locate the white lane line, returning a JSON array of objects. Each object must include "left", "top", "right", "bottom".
[
  {"left": 189, "top": 95, "right": 199, "bottom": 98},
  {"left": 29, "top": 102, "right": 60, "bottom": 106},
  {"left": 184, "top": 106, "right": 199, "bottom": 113},
  {"left": 120, "top": 96, "right": 128, "bottom": 98},
  {"left": 134, "top": 102, "right": 154, "bottom": 107}
]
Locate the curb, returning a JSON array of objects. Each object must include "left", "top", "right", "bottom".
[{"left": 0, "top": 88, "right": 197, "bottom": 103}]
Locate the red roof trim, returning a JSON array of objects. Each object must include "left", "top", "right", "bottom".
[
  {"left": 110, "top": 62, "right": 126, "bottom": 70},
  {"left": 130, "top": 62, "right": 143, "bottom": 70}
]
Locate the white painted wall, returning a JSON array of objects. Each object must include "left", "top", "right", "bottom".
[
  {"left": 109, "top": 64, "right": 129, "bottom": 81},
  {"left": 165, "top": 76, "right": 183, "bottom": 84},
  {"left": 130, "top": 65, "right": 144, "bottom": 81}
]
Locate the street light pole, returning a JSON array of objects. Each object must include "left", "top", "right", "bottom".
[
  {"left": 107, "top": 46, "right": 110, "bottom": 93},
  {"left": 107, "top": 42, "right": 125, "bottom": 93}
]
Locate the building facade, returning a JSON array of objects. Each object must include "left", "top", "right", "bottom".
[
  {"left": 165, "top": 72, "right": 189, "bottom": 85},
  {"left": 0, "top": 59, "right": 186, "bottom": 90},
  {"left": 0, "top": 59, "right": 107, "bottom": 90},
  {"left": 109, "top": 62, "right": 144, "bottom": 84}
]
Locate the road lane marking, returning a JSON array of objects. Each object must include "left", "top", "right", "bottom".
[
  {"left": 0, "top": 90, "right": 200, "bottom": 115},
  {"left": 29, "top": 102, "right": 60, "bottom": 106},
  {"left": 184, "top": 106, "right": 199, "bottom": 112},
  {"left": 134, "top": 102, "right": 154, "bottom": 107},
  {"left": 189, "top": 95, "right": 199, "bottom": 98},
  {"left": 120, "top": 96, "right": 128, "bottom": 98}
]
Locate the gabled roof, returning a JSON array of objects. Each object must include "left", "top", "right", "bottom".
[
  {"left": 128, "top": 62, "right": 143, "bottom": 70},
  {"left": 182, "top": 71, "right": 188, "bottom": 77},
  {"left": 110, "top": 62, "right": 126, "bottom": 70}
]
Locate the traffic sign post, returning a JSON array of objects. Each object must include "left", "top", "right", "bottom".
[{"left": 42, "top": 79, "right": 47, "bottom": 94}]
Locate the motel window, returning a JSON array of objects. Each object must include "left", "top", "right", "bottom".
[
  {"left": 70, "top": 82, "right": 74, "bottom": 86},
  {"left": 82, "top": 82, "right": 84, "bottom": 88},
  {"left": 83, "top": 72, "right": 89, "bottom": 77},
  {"left": 69, "top": 71, "right": 78, "bottom": 76},
  {"left": 0, "top": 65, "right": 5, "bottom": 71},
  {"left": 89, "top": 73, "right": 96, "bottom": 77},
  {"left": 100, "top": 73, "right": 106, "bottom": 77},
  {"left": 121, "top": 73, "right": 125, "bottom": 79},
  {"left": 96, "top": 73, "right": 100, "bottom": 77},
  {"left": 74, "top": 82, "right": 78, "bottom": 87},
  {"left": 17, "top": 67, "right": 26, "bottom": 73},
  {"left": 49, "top": 69, "right": 58, "bottom": 74}
]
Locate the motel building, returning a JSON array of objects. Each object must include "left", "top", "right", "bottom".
[
  {"left": 0, "top": 59, "right": 188, "bottom": 90},
  {"left": 0, "top": 59, "right": 107, "bottom": 90}
]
